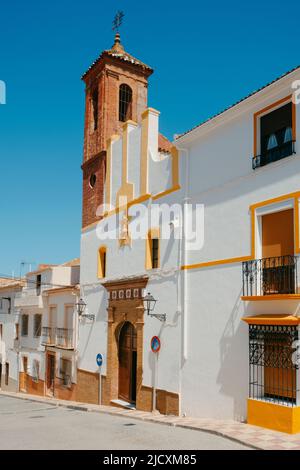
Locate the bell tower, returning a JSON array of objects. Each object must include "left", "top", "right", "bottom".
[{"left": 81, "top": 33, "right": 153, "bottom": 229}]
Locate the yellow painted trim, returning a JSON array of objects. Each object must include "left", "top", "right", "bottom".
[
  {"left": 242, "top": 294, "right": 300, "bottom": 301},
  {"left": 145, "top": 228, "right": 160, "bottom": 270},
  {"left": 247, "top": 399, "right": 300, "bottom": 434},
  {"left": 242, "top": 314, "right": 300, "bottom": 325},
  {"left": 141, "top": 107, "right": 160, "bottom": 119},
  {"left": 171, "top": 146, "right": 179, "bottom": 188},
  {"left": 105, "top": 134, "right": 120, "bottom": 211},
  {"left": 152, "top": 184, "right": 181, "bottom": 201},
  {"left": 140, "top": 110, "right": 149, "bottom": 195},
  {"left": 182, "top": 190, "right": 300, "bottom": 270},
  {"left": 128, "top": 193, "right": 151, "bottom": 208},
  {"left": 97, "top": 246, "right": 107, "bottom": 279},
  {"left": 181, "top": 256, "right": 252, "bottom": 271}
]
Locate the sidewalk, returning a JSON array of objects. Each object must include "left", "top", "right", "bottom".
[{"left": 1, "top": 390, "right": 300, "bottom": 450}]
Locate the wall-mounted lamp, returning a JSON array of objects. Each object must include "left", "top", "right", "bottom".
[
  {"left": 143, "top": 292, "right": 166, "bottom": 322},
  {"left": 76, "top": 298, "right": 95, "bottom": 321}
]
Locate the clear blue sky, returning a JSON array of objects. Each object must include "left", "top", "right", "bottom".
[{"left": 0, "top": 0, "right": 299, "bottom": 277}]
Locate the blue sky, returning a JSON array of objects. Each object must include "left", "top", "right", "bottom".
[{"left": 0, "top": 0, "right": 299, "bottom": 276}]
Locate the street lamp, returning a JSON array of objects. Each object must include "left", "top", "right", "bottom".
[
  {"left": 76, "top": 298, "right": 95, "bottom": 321},
  {"left": 143, "top": 292, "right": 166, "bottom": 322}
]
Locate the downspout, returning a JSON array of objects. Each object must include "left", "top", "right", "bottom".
[{"left": 176, "top": 145, "right": 190, "bottom": 363}]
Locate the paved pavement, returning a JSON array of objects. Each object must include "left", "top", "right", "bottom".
[{"left": 0, "top": 395, "right": 249, "bottom": 450}]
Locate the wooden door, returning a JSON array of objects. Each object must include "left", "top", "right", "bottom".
[
  {"left": 46, "top": 354, "right": 55, "bottom": 396},
  {"left": 118, "top": 322, "right": 137, "bottom": 403},
  {"left": 20, "top": 357, "right": 28, "bottom": 392},
  {"left": 262, "top": 209, "right": 294, "bottom": 294}
]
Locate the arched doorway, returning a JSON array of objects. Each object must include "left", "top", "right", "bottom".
[{"left": 118, "top": 322, "right": 137, "bottom": 403}]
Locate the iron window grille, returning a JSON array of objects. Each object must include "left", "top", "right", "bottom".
[
  {"left": 249, "top": 324, "right": 299, "bottom": 406},
  {"left": 253, "top": 140, "right": 295, "bottom": 169},
  {"left": 119, "top": 84, "right": 132, "bottom": 122},
  {"left": 242, "top": 255, "right": 298, "bottom": 297}
]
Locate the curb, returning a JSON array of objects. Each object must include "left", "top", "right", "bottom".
[{"left": 0, "top": 391, "right": 259, "bottom": 450}]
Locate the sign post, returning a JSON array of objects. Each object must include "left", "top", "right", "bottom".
[
  {"left": 150, "top": 336, "right": 161, "bottom": 413},
  {"left": 96, "top": 353, "right": 103, "bottom": 405}
]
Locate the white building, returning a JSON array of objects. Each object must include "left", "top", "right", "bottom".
[
  {"left": 0, "top": 278, "right": 24, "bottom": 391},
  {"left": 15, "top": 260, "right": 80, "bottom": 398},
  {"left": 78, "top": 32, "right": 300, "bottom": 432}
]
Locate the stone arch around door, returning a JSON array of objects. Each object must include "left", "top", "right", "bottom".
[{"left": 102, "top": 276, "right": 153, "bottom": 410}]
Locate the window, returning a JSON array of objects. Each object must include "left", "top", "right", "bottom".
[
  {"left": 146, "top": 230, "right": 160, "bottom": 270},
  {"left": 253, "top": 100, "right": 295, "bottom": 169},
  {"left": 21, "top": 314, "right": 29, "bottom": 336},
  {"left": 119, "top": 84, "right": 132, "bottom": 122},
  {"left": 98, "top": 247, "right": 107, "bottom": 279},
  {"left": 0, "top": 324, "right": 2, "bottom": 341},
  {"left": 15, "top": 323, "right": 19, "bottom": 340},
  {"left": 36, "top": 274, "right": 41, "bottom": 296},
  {"left": 89, "top": 173, "right": 96, "bottom": 188},
  {"left": 151, "top": 239, "right": 159, "bottom": 269},
  {"left": 33, "top": 314, "right": 42, "bottom": 337},
  {"left": 60, "top": 358, "right": 72, "bottom": 388},
  {"left": 92, "top": 88, "right": 98, "bottom": 130},
  {"left": 248, "top": 324, "right": 299, "bottom": 405},
  {"left": 32, "top": 360, "right": 39, "bottom": 383},
  {"left": 5, "top": 363, "right": 9, "bottom": 386}
]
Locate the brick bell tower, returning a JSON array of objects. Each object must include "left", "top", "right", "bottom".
[{"left": 81, "top": 33, "right": 153, "bottom": 228}]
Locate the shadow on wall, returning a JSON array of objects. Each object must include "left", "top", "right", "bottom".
[
  {"left": 217, "top": 287, "right": 249, "bottom": 422},
  {"left": 78, "top": 284, "right": 108, "bottom": 365}
]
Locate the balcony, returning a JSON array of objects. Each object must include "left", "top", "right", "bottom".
[
  {"left": 41, "top": 326, "right": 56, "bottom": 346},
  {"left": 252, "top": 140, "right": 295, "bottom": 170},
  {"left": 56, "top": 328, "right": 74, "bottom": 349},
  {"left": 14, "top": 289, "right": 43, "bottom": 309},
  {"left": 242, "top": 255, "right": 300, "bottom": 300}
]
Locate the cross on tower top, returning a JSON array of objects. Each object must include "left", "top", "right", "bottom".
[{"left": 112, "top": 11, "right": 124, "bottom": 32}]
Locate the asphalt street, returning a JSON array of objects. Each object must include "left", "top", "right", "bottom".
[{"left": 0, "top": 395, "right": 250, "bottom": 450}]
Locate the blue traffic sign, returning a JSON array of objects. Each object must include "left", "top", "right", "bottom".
[{"left": 96, "top": 353, "right": 103, "bottom": 367}]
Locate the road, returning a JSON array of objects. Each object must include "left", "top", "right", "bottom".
[{"left": 0, "top": 395, "right": 250, "bottom": 450}]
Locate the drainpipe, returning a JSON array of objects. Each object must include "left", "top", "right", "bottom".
[{"left": 176, "top": 145, "right": 190, "bottom": 363}]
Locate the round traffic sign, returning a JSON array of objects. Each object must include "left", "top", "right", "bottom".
[
  {"left": 151, "top": 336, "right": 161, "bottom": 353},
  {"left": 96, "top": 353, "right": 103, "bottom": 367}
]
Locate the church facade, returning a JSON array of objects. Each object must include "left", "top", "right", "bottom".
[{"left": 78, "top": 32, "right": 300, "bottom": 432}]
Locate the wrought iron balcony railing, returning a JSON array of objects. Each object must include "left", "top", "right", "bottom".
[
  {"left": 41, "top": 326, "right": 56, "bottom": 345},
  {"left": 242, "top": 255, "right": 298, "bottom": 297},
  {"left": 56, "top": 328, "right": 74, "bottom": 349},
  {"left": 252, "top": 141, "right": 295, "bottom": 170}
]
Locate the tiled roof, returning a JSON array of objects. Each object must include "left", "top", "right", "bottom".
[
  {"left": 82, "top": 33, "right": 153, "bottom": 80},
  {"left": 158, "top": 133, "right": 172, "bottom": 153},
  {"left": 177, "top": 65, "right": 300, "bottom": 140},
  {"left": 61, "top": 258, "right": 80, "bottom": 267},
  {"left": 0, "top": 277, "right": 24, "bottom": 289}
]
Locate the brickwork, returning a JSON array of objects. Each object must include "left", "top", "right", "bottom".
[
  {"left": 81, "top": 37, "right": 151, "bottom": 228},
  {"left": 81, "top": 152, "right": 105, "bottom": 228},
  {"left": 76, "top": 368, "right": 99, "bottom": 405},
  {"left": 19, "top": 373, "right": 45, "bottom": 397}
]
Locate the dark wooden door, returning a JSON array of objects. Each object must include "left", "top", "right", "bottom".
[
  {"left": 47, "top": 354, "right": 55, "bottom": 396},
  {"left": 118, "top": 322, "right": 137, "bottom": 403}
]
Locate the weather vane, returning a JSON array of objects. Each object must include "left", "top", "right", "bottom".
[{"left": 112, "top": 10, "right": 124, "bottom": 32}]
